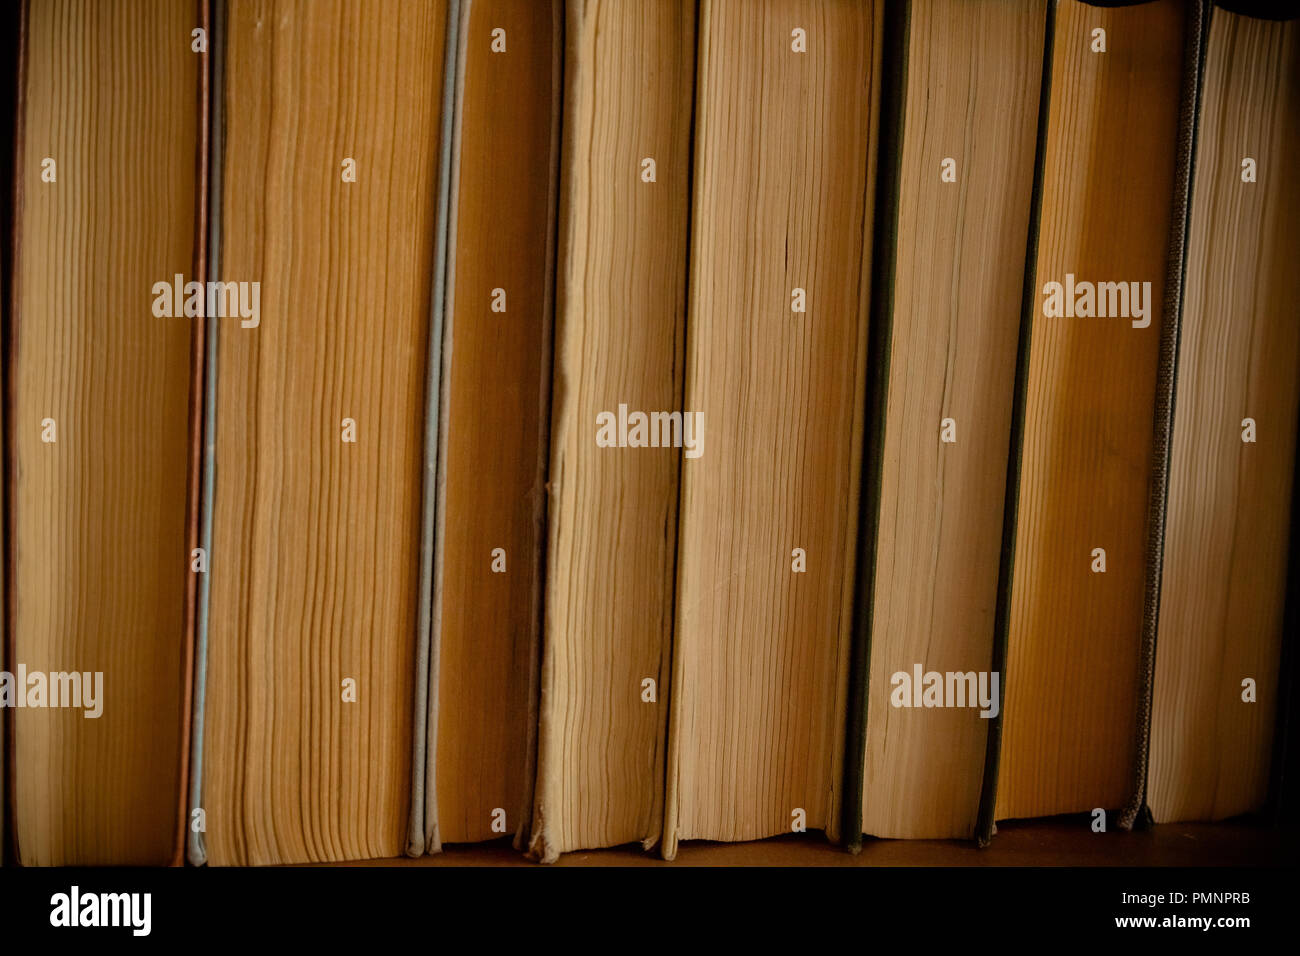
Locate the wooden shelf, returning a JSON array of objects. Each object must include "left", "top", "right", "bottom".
[{"left": 323, "top": 818, "right": 1290, "bottom": 866}]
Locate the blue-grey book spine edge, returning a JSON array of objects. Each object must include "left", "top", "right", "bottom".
[
  {"left": 841, "top": 0, "right": 910, "bottom": 855},
  {"left": 1123, "top": 0, "right": 1210, "bottom": 833},
  {"left": 187, "top": 0, "right": 224, "bottom": 869},
  {"left": 409, "top": 0, "right": 466, "bottom": 859},
  {"left": 974, "top": 0, "right": 1058, "bottom": 849}
]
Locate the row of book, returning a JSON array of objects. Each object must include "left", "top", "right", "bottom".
[{"left": 2, "top": 0, "right": 1297, "bottom": 866}]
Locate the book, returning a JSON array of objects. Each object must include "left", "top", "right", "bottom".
[
  {"left": 1147, "top": 4, "right": 1300, "bottom": 824},
  {"left": 423, "top": 0, "right": 561, "bottom": 853},
  {"left": 988, "top": 0, "right": 1199, "bottom": 831},
  {"left": 194, "top": 0, "right": 449, "bottom": 866},
  {"left": 663, "top": 0, "right": 883, "bottom": 859},
  {"left": 529, "top": 0, "right": 695, "bottom": 863},
  {"left": 0, "top": 0, "right": 21, "bottom": 870},
  {"left": 6, "top": 0, "right": 201, "bottom": 865},
  {"left": 847, "top": 0, "right": 1047, "bottom": 845},
  {"left": 5, "top": 0, "right": 1296, "bottom": 876}
]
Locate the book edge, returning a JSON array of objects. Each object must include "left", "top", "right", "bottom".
[
  {"left": 173, "top": 0, "right": 212, "bottom": 869},
  {"left": 975, "top": 0, "right": 1059, "bottom": 849},
  {"left": 0, "top": 0, "right": 25, "bottom": 872},
  {"left": 410, "top": 0, "right": 467, "bottom": 859},
  {"left": 187, "top": 0, "right": 226, "bottom": 868},
  {"left": 1121, "top": 0, "right": 1208, "bottom": 833},
  {"left": 841, "top": 0, "right": 908, "bottom": 856}
]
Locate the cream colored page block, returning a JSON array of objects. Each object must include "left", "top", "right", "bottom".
[
  {"left": 863, "top": 0, "right": 1044, "bottom": 840},
  {"left": 1149, "top": 13, "right": 1300, "bottom": 824},
  {"left": 13, "top": 0, "right": 195, "bottom": 866},
  {"left": 531, "top": 0, "right": 694, "bottom": 861},
  {"left": 667, "top": 0, "right": 880, "bottom": 854}
]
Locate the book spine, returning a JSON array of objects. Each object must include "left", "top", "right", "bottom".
[
  {"left": 0, "top": 0, "right": 23, "bottom": 871},
  {"left": 975, "top": 0, "right": 1058, "bottom": 849},
  {"left": 407, "top": 0, "right": 466, "bottom": 859},
  {"left": 174, "top": 0, "right": 212, "bottom": 869},
  {"left": 841, "top": 0, "right": 910, "bottom": 856},
  {"left": 1122, "top": 0, "right": 1209, "bottom": 833},
  {"left": 527, "top": 0, "right": 586, "bottom": 867},
  {"left": 186, "top": 0, "right": 226, "bottom": 868},
  {"left": 513, "top": 0, "right": 565, "bottom": 856}
]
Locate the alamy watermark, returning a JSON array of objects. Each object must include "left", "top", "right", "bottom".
[
  {"left": 152, "top": 274, "right": 260, "bottom": 328},
  {"left": 0, "top": 665, "right": 103, "bottom": 718},
  {"left": 50, "top": 886, "right": 150, "bottom": 936},
  {"left": 595, "top": 403, "right": 704, "bottom": 459},
  {"left": 890, "top": 664, "right": 999, "bottom": 718},
  {"left": 1042, "top": 273, "right": 1152, "bottom": 328}
]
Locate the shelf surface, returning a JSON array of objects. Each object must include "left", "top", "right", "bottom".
[{"left": 319, "top": 818, "right": 1292, "bottom": 867}]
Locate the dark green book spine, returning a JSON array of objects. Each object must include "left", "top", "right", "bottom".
[
  {"left": 974, "top": 0, "right": 1058, "bottom": 850},
  {"left": 841, "top": 0, "right": 910, "bottom": 854}
]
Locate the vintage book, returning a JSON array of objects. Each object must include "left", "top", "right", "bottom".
[
  {"left": 186, "top": 0, "right": 225, "bottom": 868},
  {"left": 405, "top": 0, "right": 463, "bottom": 857},
  {"left": 663, "top": 0, "right": 883, "bottom": 859},
  {"left": 6, "top": 0, "right": 200, "bottom": 865},
  {"left": 0, "top": 0, "right": 20, "bottom": 869},
  {"left": 529, "top": 0, "right": 695, "bottom": 863},
  {"left": 1147, "top": 4, "right": 1300, "bottom": 824},
  {"left": 424, "top": 0, "right": 560, "bottom": 852},
  {"left": 847, "top": 0, "right": 1046, "bottom": 845},
  {"left": 986, "top": 0, "right": 1201, "bottom": 832},
  {"left": 194, "top": 0, "right": 448, "bottom": 866}
]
